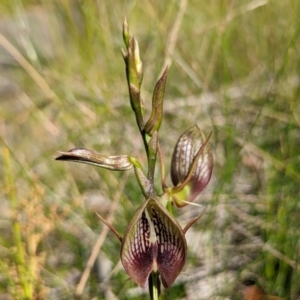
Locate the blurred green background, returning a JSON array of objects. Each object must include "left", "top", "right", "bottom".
[{"left": 0, "top": 0, "right": 299, "bottom": 299}]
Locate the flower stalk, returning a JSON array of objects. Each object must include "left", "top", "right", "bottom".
[
  {"left": 56, "top": 19, "right": 213, "bottom": 300},
  {"left": 149, "top": 272, "right": 162, "bottom": 300}
]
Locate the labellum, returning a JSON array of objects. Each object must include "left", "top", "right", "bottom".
[
  {"left": 121, "top": 197, "right": 186, "bottom": 289},
  {"left": 97, "top": 197, "right": 205, "bottom": 289},
  {"left": 170, "top": 125, "right": 213, "bottom": 206}
]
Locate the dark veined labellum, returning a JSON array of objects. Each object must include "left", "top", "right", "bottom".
[
  {"left": 96, "top": 197, "right": 205, "bottom": 289},
  {"left": 121, "top": 197, "right": 187, "bottom": 289}
]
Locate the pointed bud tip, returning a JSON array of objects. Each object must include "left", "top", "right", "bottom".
[{"left": 123, "top": 18, "right": 130, "bottom": 47}]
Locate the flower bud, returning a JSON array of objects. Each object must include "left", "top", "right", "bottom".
[{"left": 122, "top": 18, "right": 130, "bottom": 48}]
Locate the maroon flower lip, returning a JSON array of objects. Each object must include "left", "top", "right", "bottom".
[
  {"left": 96, "top": 197, "right": 205, "bottom": 289},
  {"left": 121, "top": 197, "right": 187, "bottom": 289}
]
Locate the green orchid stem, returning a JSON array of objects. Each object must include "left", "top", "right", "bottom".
[
  {"left": 123, "top": 21, "right": 162, "bottom": 299},
  {"left": 157, "top": 141, "right": 167, "bottom": 190},
  {"left": 149, "top": 272, "right": 162, "bottom": 300},
  {"left": 146, "top": 131, "right": 158, "bottom": 197}
]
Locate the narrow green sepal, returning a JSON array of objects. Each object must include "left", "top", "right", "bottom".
[
  {"left": 125, "top": 36, "right": 144, "bottom": 130},
  {"left": 147, "top": 131, "right": 158, "bottom": 196},
  {"left": 127, "top": 36, "right": 143, "bottom": 87},
  {"left": 96, "top": 212, "right": 123, "bottom": 242}
]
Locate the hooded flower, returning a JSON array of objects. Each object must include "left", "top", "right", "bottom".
[
  {"left": 170, "top": 125, "right": 213, "bottom": 207},
  {"left": 97, "top": 197, "right": 204, "bottom": 289},
  {"left": 121, "top": 197, "right": 186, "bottom": 289}
]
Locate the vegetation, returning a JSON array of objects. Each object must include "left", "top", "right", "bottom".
[{"left": 0, "top": 0, "right": 299, "bottom": 299}]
